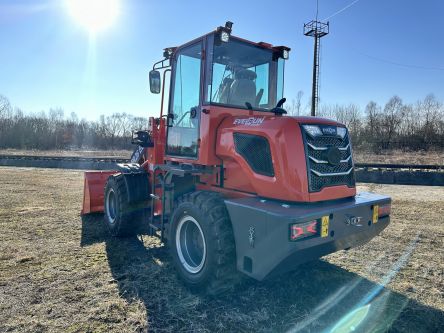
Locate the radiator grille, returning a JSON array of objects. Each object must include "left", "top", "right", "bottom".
[
  {"left": 234, "top": 133, "right": 274, "bottom": 177},
  {"left": 302, "top": 125, "right": 355, "bottom": 192}
]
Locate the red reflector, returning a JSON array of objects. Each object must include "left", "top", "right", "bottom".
[
  {"left": 306, "top": 221, "right": 317, "bottom": 234},
  {"left": 290, "top": 220, "right": 319, "bottom": 241},
  {"left": 378, "top": 203, "right": 391, "bottom": 218},
  {"left": 290, "top": 226, "right": 303, "bottom": 240}
]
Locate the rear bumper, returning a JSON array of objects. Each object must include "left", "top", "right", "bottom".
[{"left": 224, "top": 192, "right": 391, "bottom": 280}]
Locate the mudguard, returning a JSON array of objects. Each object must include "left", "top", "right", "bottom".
[{"left": 116, "top": 163, "right": 150, "bottom": 203}]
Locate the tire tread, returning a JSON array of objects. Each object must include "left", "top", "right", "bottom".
[
  {"left": 171, "top": 191, "right": 239, "bottom": 295},
  {"left": 104, "top": 174, "right": 147, "bottom": 237}
]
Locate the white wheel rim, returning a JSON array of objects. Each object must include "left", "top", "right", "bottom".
[
  {"left": 105, "top": 188, "right": 117, "bottom": 224},
  {"left": 176, "top": 215, "right": 206, "bottom": 274}
]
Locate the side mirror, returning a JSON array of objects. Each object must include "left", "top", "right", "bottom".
[{"left": 149, "top": 70, "right": 161, "bottom": 94}]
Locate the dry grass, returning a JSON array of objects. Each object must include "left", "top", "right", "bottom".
[
  {"left": 353, "top": 150, "right": 444, "bottom": 165},
  {"left": 0, "top": 167, "right": 443, "bottom": 332},
  {"left": 0, "top": 149, "right": 132, "bottom": 159}
]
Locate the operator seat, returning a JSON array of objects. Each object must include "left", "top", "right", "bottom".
[
  {"left": 228, "top": 69, "right": 257, "bottom": 107},
  {"left": 218, "top": 77, "right": 234, "bottom": 104}
]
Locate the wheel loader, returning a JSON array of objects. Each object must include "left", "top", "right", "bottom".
[{"left": 81, "top": 22, "right": 391, "bottom": 294}]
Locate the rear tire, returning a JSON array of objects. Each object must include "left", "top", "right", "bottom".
[
  {"left": 168, "top": 191, "right": 239, "bottom": 295},
  {"left": 104, "top": 174, "right": 147, "bottom": 237}
]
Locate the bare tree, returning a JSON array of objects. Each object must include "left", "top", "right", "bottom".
[
  {"left": 416, "top": 94, "right": 442, "bottom": 144},
  {"left": 381, "top": 96, "right": 403, "bottom": 148},
  {"left": 365, "top": 101, "right": 381, "bottom": 138},
  {"left": 119, "top": 113, "right": 134, "bottom": 138},
  {"left": 287, "top": 91, "right": 304, "bottom": 116},
  {"left": 0, "top": 95, "right": 12, "bottom": 120},
  {"left": 132, "top": 116, "right": 148, "bottom": 131},
  {"left": 0, "top": 95, "right": 13, "bottom": 143}
]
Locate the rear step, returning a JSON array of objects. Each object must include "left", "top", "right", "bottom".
[{"left": 149, "top": 215, "right": 162, "bottom": 231}]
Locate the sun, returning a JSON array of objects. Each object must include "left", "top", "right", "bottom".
[{"left": 66, "top": 0, "right": 120, "bottom": 34}]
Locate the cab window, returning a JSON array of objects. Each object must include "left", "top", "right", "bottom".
[{"left": 166, "top": 42, "right": 202, "bottom": 158}]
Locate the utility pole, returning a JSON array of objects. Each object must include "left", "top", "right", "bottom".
[{"left": 304, "top": 20, "right": 329, "bottom": 116}]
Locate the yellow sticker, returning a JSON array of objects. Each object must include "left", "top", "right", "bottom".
[
  {"left": 373, "top": 205, "right": 379, "bottom": 224},
  {"left": 321, "top": 216, "right": 329, "bottom": 237}
]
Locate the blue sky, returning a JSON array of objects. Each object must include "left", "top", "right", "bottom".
[{"left": 0, "top": 0, "right": 443, "bottom": 120}]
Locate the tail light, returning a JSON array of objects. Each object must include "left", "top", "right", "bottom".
[
  {"left": 373, "top": 203, "right": 391, "bottom": 224},
  {"left": 378, "top": 203, "right": 391, "bottom": 218},
  {"left": 289, "top": 220, "right": 318, "bottom": 241}
]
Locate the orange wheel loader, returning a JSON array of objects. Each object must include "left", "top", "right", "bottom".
[{"left": 81, "top": 22, "right": 391, "bottom": 294}]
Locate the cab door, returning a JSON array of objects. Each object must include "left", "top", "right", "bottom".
[{"left": 166, "top": 42, "right": 203, "bottom": 158}]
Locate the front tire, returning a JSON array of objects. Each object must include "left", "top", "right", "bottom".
[
  {"left": 168, "top": 191, "right": 239, "bottom": 295},
  {"left": 104, "top": 174, "right": 147, "bottom": 237}
]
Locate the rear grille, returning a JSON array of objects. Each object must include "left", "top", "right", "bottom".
[
  {"left": 302, "top": 125, "right": 355, "bottom": 192},
  {"left": 234, "top": 133, "right": 274, "bottom": 177}
]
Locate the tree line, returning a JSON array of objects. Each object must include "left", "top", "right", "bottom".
[
  {"left": 287, "top": 93, "right": 444, "bottom": 151},
  {"left": 1, "top": 93, "right": 443, "bottom": 152},
  {"left": 0, "top": 95, "right": 147, "bottom": 150}
]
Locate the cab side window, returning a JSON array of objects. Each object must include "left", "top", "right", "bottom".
[{"left": 166, "top": 42, "right": 202, "bottom": 157}]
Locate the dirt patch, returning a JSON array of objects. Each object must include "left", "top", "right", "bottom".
[{"left": 0, "top": 167, "right": 443, "bottom": 332}]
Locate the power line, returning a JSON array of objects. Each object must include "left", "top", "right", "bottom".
[
  {"left": 323, "top": 0, "right": 361, "bottom": 20},
  {"left": 356, "top": 51, "right": 444, "bottom": 71},
  {"left": 321, "top": 0, "right": 444, "bottom": 71}
]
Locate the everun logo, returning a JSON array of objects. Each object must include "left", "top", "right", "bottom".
[
  {"left": 233, "top": 117, "right": 265, "bottom": 126},
  {"left": 322, "top": 126, "right": 336, "bottom": 135}
]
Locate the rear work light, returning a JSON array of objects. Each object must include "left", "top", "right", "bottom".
[{"left": 289, "top": 219, "right": 319, "bottom": 241}]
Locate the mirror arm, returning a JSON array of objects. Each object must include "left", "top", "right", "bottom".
[{"left": 153, "top": 58, "right": 171, "bottom": 71}]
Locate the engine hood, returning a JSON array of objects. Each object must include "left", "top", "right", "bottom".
[{"left": 215, "top": 113, "right": 356, "bottom": 202}]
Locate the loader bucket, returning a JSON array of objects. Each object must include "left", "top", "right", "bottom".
[{"left": 81, "top": 171, "right": 117, "bottom": 215}]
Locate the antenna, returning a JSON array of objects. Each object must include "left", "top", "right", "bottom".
[{"left": 304, "top": 11, "right": 329, "bottom": 116}]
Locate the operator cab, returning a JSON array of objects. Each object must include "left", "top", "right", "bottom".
[
  {"left": 207, "top": 36, "right": 287, "bottom": 111},
  {"left": 149, "top": 22, "right": 290, "bottom": 161}
]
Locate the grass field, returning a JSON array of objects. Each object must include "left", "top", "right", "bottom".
[
  {"left": 353, "top": 150, "right": 444, "bottom": 165},
  {"left": 0, "top": 149, "right": 131, "bottom": 159},
  {"left": 0, "top": 167, "right": 443, "bottom": 332}
]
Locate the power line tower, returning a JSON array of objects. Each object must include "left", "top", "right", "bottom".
[{"left": 304, "top": 20, "right": 329, "bottom": 116}]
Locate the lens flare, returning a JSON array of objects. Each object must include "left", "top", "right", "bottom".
[
  {"left": 66, "top": 0, "right": 119, "bottom": 34},
  {"left": 329, "top": 304, "right": 370, "bottom": 333}
]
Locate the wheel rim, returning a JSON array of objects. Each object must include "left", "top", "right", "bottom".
[
  {"left": 106, "top": 189, "right": 117, "bottom": 224},
  {"left": 176, "top": 215, "right": 206, "bottom": 274}
]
